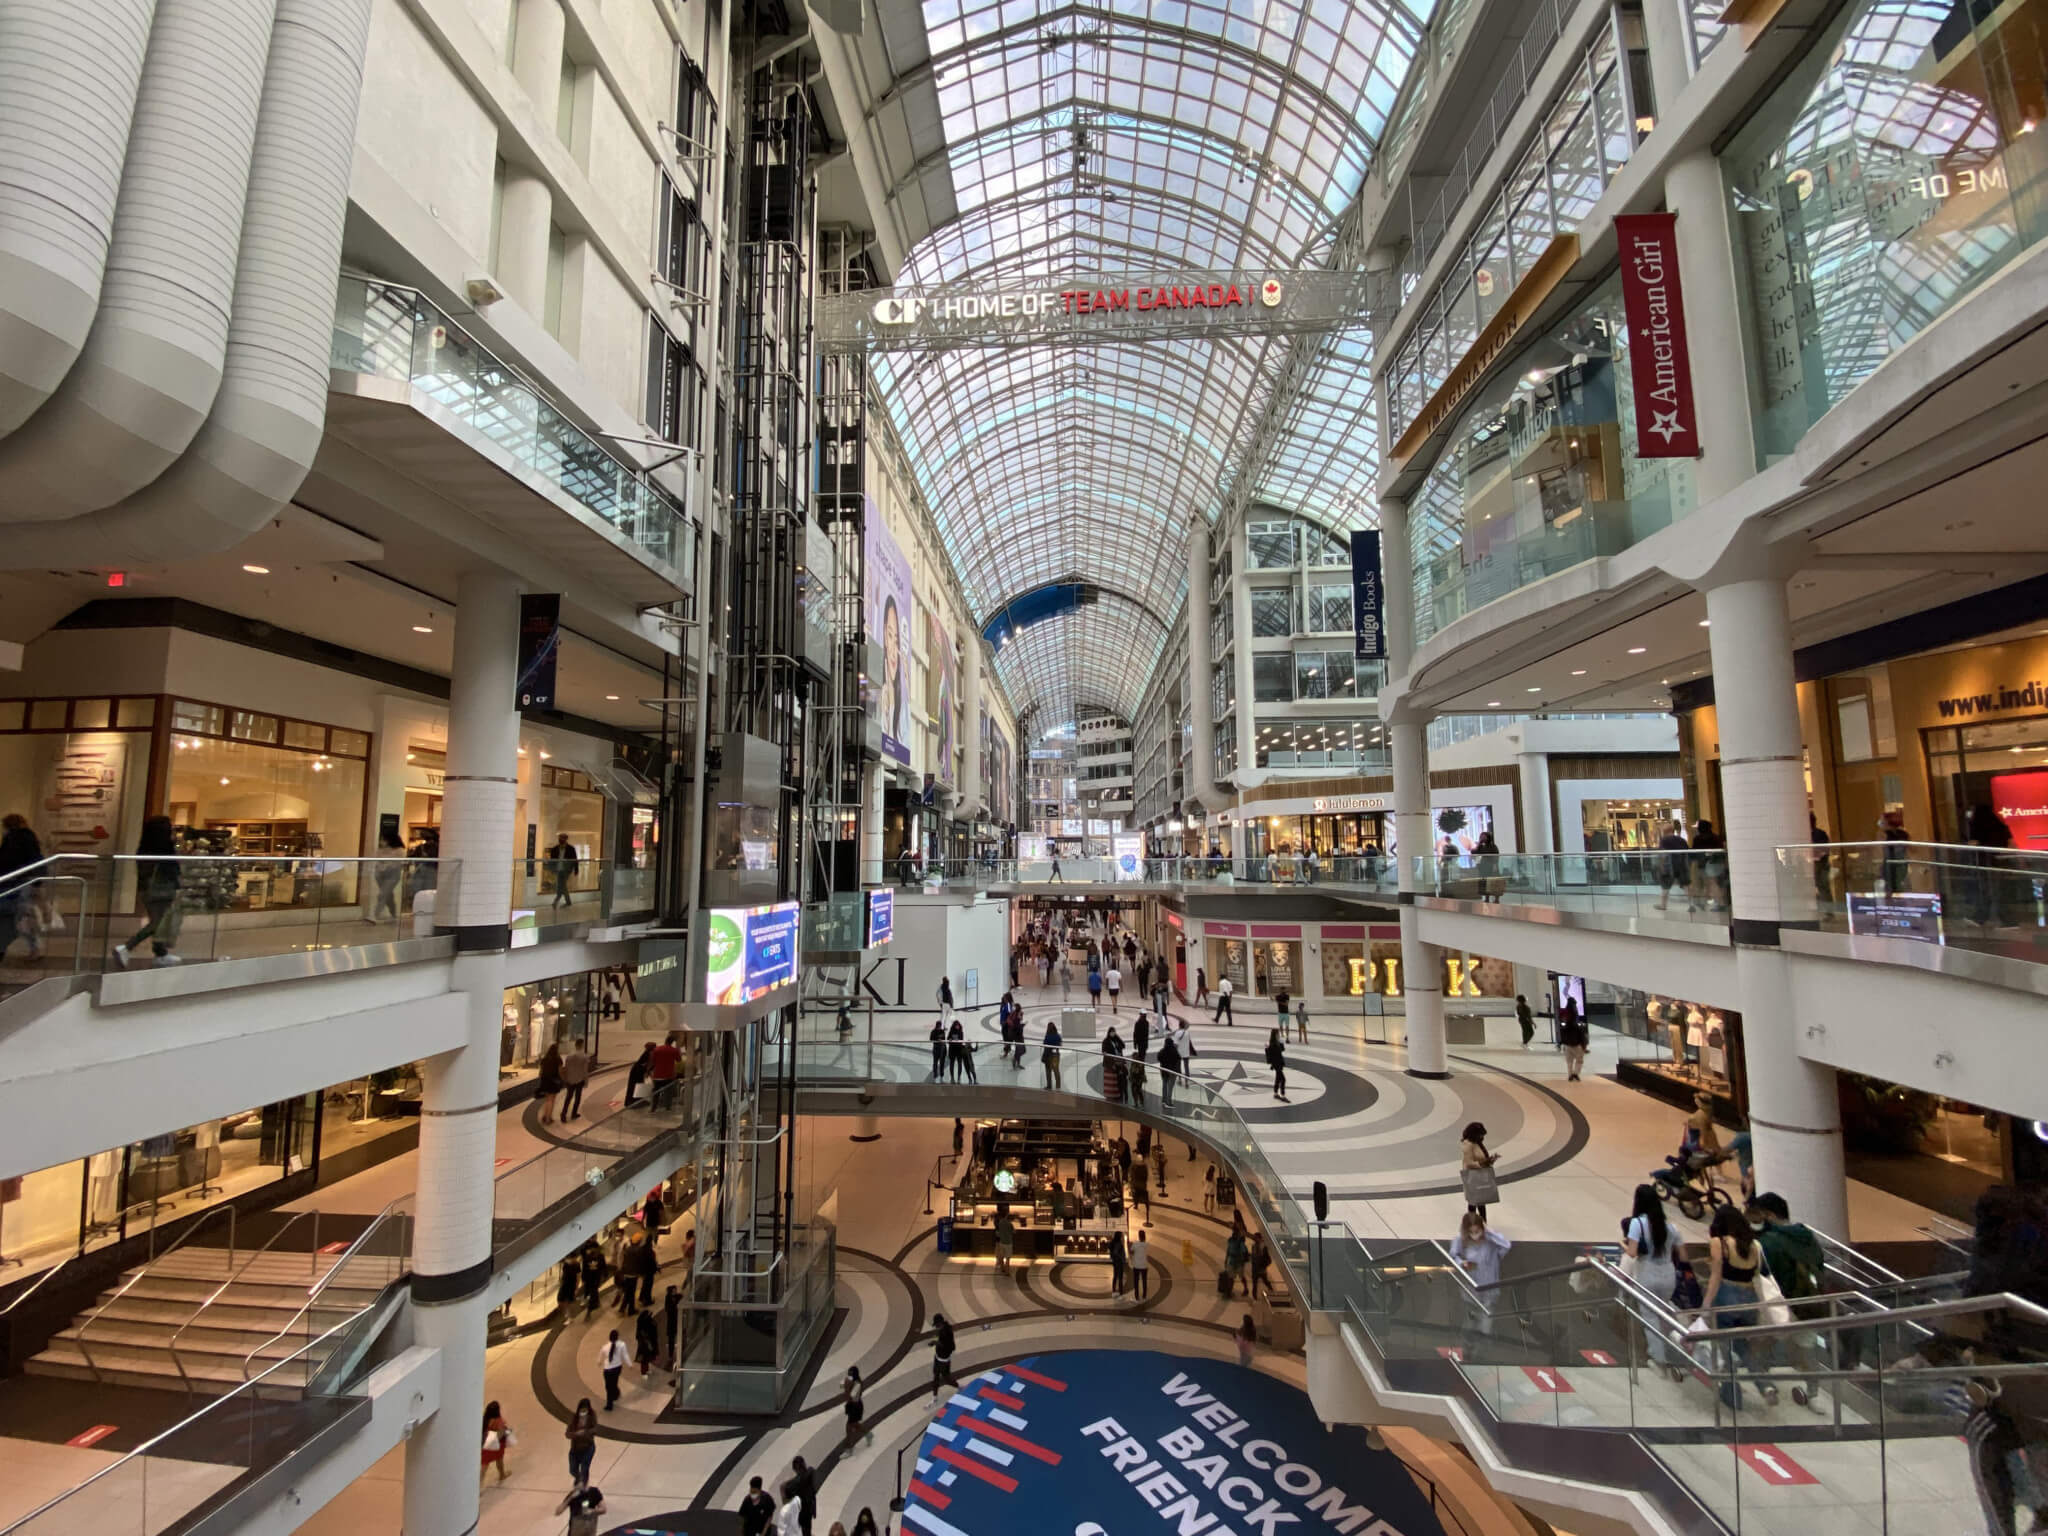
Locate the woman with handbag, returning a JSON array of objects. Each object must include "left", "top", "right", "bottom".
[
  {"left": 480, "top": 1399, "right": 513, "bottom": 1486},
  {"left": 1704, "top": 1206, "right": 1768, "bottom": 1407},
  {"left": 1622, "top": 1184, "right": 1680, "bottom": 1376},
  {"left": 1460, "top": 1122, "right": 1500, "bottom": 1216}
]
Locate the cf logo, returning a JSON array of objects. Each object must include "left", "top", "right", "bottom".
[{"left": 872, "top": 295, "right": 925, "bottom": 326}]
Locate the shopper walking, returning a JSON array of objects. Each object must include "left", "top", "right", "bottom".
[
  {"left": 1265, "top": 1028, "right": 1288, "bottom": 1100},
  {"left": 1460, "top": 1122, "right": 1499, "bottom": 1217},
  {"left": 784, "top": 1457, "right": 818, "bottom": 1536},
  {"left": 1224, "top": 1227, "right": 1249, "bottom": 1297},
  {"left": 1558, "top": 996, "right": 1590, "bottom": 1081},
  {"left": 1749, "top": 1191, "right": 1826, "bottom": 1407},
  {"left": 1236, "top": 1313, "right": 1257, "bottom": 1365},
  {"left": 1204, "top": 1166, "right": 1217, "bottom": 1212},
  {"left": 929, "top": 1315, "right": 957, "bottom": 1395},
  {"left": 1294, "top": 996, "right": 1309, "bottom": 1043},
  {"left": 480, "top": 1399, "right": 513, "bottom": 1487},
  {"left": 559, "top": 1483, "right": 608, "bottom": 1536},
  {"left": 946, "top": 1018, "right": 969, "bottom": 1083},
  {"left": 538, "top": 1044, "right": 565, "bottom": 1124},
  {"left": 1274, "top": 987, "right": 1291, "bottom": 1027},
  {"left": 649, "top": 1033, "right": 681, "bottom": 1111},
  {"left": 1655, "top": 821, "right": 1690, "bottom": 910},
  {"left": 1621, "top": 1184, "right": 1679, "bottom": 1374},
  {"left": 0, "top": 812, "right": 44, "bottom": 962},
  {"left": 1704, "top": 1206, "right": 1765, "bottom": 1407},
  {"left": 369, "top": 825, "right": 405, "bottom": 923},
  {"left": 842, "top": 1365, "right": 866, "bottom": 1440},
  {"left": 113, "top": 816, "right": 184, "bottom": 968},
  {"left": 1059, "top": 956, "right": 1073, "bottom": 1001},
  {"left": 560, "top": 1045, "right": 590, "bottom": 1121},
  {"left": 565, "top": 1398, "right": 599, "bottom": 1487},
  {"left": 1087, "top": 966, "right": 1103, "bottom": 1010},
  {"left": 1109, "top": 1226, "right": 1128, "bottom": 1295},
  {"left": 1249, "top": 1234, "right": 1272, "bottom": 1300},
  {"left": 1195, "top": 966, "right": 1209, "bottom": 1004},
  {"left": 1515, "top": 993, "right": 1536, "bottom": 1049},
  {"left": 1041, "top": 1020, "right": 1063, "bottom": 1089},
  {"left": 1214, "top": 974, "right": 1233, "bottom": 1023},
  {"left": 635, "top": 1307, "right": 659, "bottom": 1374},
  {"left": 1157, "top": 1028, "right": 1182, "bottom": 1111},
  {"left": 1106, "top": 962, "right": 1122, "bottom": 1013},
  {"left": 548, "top": 833, "right": 580, "bottom": 909},
  {"left": 600, "top": 1330, "right": 629, "bottom": 1409},
  {"left": 578, "top": 1240, "right": 607, "bottom": 1316},
  {"left": 739, "top": 1477, "right": 776, "bottom": 1536},
  {"left": 623, "top": 1042, "right": 653, "bottom": 1109},
  {"left": 1130, "top": 1228, "right": 1151, "bottom": 1300}
]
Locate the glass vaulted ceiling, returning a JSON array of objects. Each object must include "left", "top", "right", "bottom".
[{"left": 870, "top": 0, "right": 1428, "bottom": 727}]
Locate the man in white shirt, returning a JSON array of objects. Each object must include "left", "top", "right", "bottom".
[
  {"left": 1215, "top": 975, "right": 1234, "bottom": 1024},
  {"left": 1130, "top": 1228, "right": 1151, "bottom": 1300},
  {"left": 1106, "top": 964, "right": 1122, "bottom": 1014}
]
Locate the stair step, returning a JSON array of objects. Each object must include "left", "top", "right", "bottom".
[
  {"left": 27, "top": 1341, "right": 312, "bottom": 1392},
  {"left": 101, "top": 1275, "right": 385, "bottom": 1310},
  {"left": 82, "top": 1295, "right": 363, "bottom": 1334},
  {"left": 55, "top": 1323, "right": 343, "bottom": 1363}
]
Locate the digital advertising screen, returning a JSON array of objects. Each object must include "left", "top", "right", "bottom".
[
  {"left": 864, "top": 887, "right": 894, "bottom": 948},
  {"left": 1113, "top": 833, "right": 1145, "bottom": 881},
  {"left": 864, "top": 500, "right": 914, "bottom": 766},
  {"left": 703, "top": 901, "right": 800, "bottom": 1005}
]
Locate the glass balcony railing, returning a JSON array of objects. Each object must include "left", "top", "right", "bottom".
[
  {"left": 1307, "top": 1222, "right": 2040, "bottom": 1536},
  {"left": 794, "top": 1038, "right": 1314, "bottom": 1297},
  {"left": 1775, "top": 841, "right": 2048, "bottom": 965},
  {"left": 330, "top": 276, "right": 692, "bottom": 576},
  {"left": 1413, "top": 850, "right": 1731, "bottom": 927},
  {"left": 510, "top": 858, "right": 656, "bottom": 929}
]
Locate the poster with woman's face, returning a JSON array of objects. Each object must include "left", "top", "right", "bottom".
[
  {"left": 863, "top": 500, "right": 913, "bottom": 765},
  {"left": 928, "top": 610, "right": 956, "bottom": 786}
]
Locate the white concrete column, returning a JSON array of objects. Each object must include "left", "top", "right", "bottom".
[
  {"left": 1393, "top": 718, "right": 1448, "bottom": 1078},
  {"left": 959, "top": 627, "right": 983, "bottom": 817},
  {"left": 1185, "top": 521, "right": 1219, "bottom": 810},
  {"left": 1704, "top": 575, "right": 1846, "bottom": 1234},
  {"left": 1230, "top": 542, "right": 1257, "bottom": 782},
  {"left": 861, "top": 759, "right": 884, "bottom": 881},
  {"left": 509, "top": 0, "right": 565, "bottom": 116},
  {"left": 1517, "top": 751, "right": 1552, "bottom": 855},
  {"left": 404, "top": 570, "right": 520, "bottom": 1536},
  {"left": 1640, "top": 0, "right": 1694, "bottom": 124},
  {"left": 496, "top": 169, "right": 553, "bottom": 319},
  {"left": 1378, "top": 495, "right": 1415, "bottom": 663},
  {"left": 1667, "top": 150, "right": 1756, "bottom": 506}
]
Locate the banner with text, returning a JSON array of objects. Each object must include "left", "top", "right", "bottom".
[
  {"left": 1615, "top": 213, "right": 1700, "bottom": 458},
  {"left": 901, "top": 1351, "right": 1445, "bottom": 1536},
  {"left": 1350, "top": 529, "right": 1385, "bottom": 661}
]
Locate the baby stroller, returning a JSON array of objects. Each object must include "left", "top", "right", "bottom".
[{"left": 1652, "top": 1142, "right": 1734, "bottom": 1221}]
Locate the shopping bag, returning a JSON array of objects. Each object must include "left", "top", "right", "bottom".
[
  {"left": 1755, "top": 1271, "right": 1792, "bottom": 1328},
  {"left": 1460, "top": 1165, "right": 1500, "bottom": 1206}
]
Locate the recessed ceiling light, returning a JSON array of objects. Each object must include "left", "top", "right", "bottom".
[
  {"left": 1628, "top": 646, "right": 1647, "bottom": 654},
  {"left": 1571, "top": 669, "right": 1587, "bottom": 676},
  {"left": 1526, "top": 686, "right": 1541, "bottom": 693},
  {"left": 219, "top": 776, "right": 230, "bottom": 785},
  {"left": 1486, "top": 700, "right": 1501, "bottom": 707},
  {"left": 242, "top": 563, "right": 269, "bottom": 575},
  {"left": 1698, "top": 619, "right": 1711, "bottom": 628},
  {"left": 606, "top": 694, "right": 620, "bottom": 701},
  {"left": 412, "top": 624, "right": 433, "bottom": 634}
]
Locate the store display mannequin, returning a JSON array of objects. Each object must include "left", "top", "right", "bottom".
[
  {"left": 87, "top": 1149, "right": 121, "bottom": 1230},
  {"left": 191, "top": 1120, "right": 224, "bottom": 1196}
]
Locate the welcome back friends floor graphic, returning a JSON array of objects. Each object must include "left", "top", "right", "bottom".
[{"left": 903, "top": 1351, "right": 1446, "bottom": 1536}]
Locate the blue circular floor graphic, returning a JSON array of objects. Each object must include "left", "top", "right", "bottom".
[{"left": 908, "top": 1351, "right": 1445, "bottom": 1536}]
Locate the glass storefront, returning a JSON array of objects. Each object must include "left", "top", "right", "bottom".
[
  {"left": 1581, "top": 796, "right": 1685, "bottom": 852},
  {"left": 1612, "top": 990, "right": 1739, "bottom": 1099},
  {"left": 1, "top": 1096, "right": 319, "bottom": 1281},
  {"left": 1727, "top": 0, "right": 2048, "bottom": 464},
  {"left": 1409, "top": 274, "right": 1703, "bottom": 645}
]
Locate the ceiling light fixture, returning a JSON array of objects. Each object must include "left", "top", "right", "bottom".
[
  {"left": 1628, "top": 646, "right": 1647, "bottom": 654},
  {"left": 1571, "top": 668, "right": 1587, "bottom": 676},
  {"left": 412, "top": 624, "right": 433, "bottom": 634},
  {"left": 242, "top": 563, "right": 269, "bottom": 575},
  {"left": 1486, "top": 700, "right": 1501, "bottom": 707},
  {"left": 1698, "top": 619, "right": 1711, "bottom": 628}
]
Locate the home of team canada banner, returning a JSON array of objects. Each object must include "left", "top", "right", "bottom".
[{"left": 875, "top": 278, "right": 1286, "bottom": 326}]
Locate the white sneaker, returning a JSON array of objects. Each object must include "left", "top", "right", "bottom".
[
  {"left": 111, "top": 943, "right": 130, "bottom": 967},
  {"left": 155, "top": 953, "right": 184, "bottom": 966}
]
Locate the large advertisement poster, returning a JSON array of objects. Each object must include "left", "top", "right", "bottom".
[
  {"left": 1113, "top": 832, "right": 1145, "bottom": 880},
  {"left": 864, "top": 498, "right": 913, "bottom": 765},
  {"left": 703, "top": 901, "right": 800, "bottom": 1005},
  {"left": 981, "top": 711, "right": 1013, "bottom": 824},
  {"left": 928, "top": 610, "right": 957, "bottom": 787}
]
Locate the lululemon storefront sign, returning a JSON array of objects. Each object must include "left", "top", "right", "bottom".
[{"left": 1614, "top": 212, "right": 1700, "bottom": 459}]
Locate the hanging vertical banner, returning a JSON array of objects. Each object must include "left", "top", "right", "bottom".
[
  {"left": 864, "top": 499, "right": 914, "bottom": 766},
  {"left": 516, "top": 593, "right": 561, "bottom": 710},
  {"left": 1350, "top": 529, "right": 1385, "bottom": 661},
  {"left": 1614, "top": 212, "right": 1701, "bottom": 458}
]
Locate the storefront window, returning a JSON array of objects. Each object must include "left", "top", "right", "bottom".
[
  {"left": 1925, "top": 714, "right": 2048, "bottom": 847},
  {"left": 1410, "top": 276, "right": 1702, "bottom": 644},
  {"left": 1727, "top": 0, "right": 2048, "bottom": 463},
  {"left": 1322, "top": 941, "right": 1365, "bottom": 995},
  {"left": 3, "top": 1097, "right": 318, "bottom": 1281},
  {"left": 0, "top": 697, "right": 155, "bottom": 863}
]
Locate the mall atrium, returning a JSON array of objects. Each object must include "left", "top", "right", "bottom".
[{"left": 0, "top": 0, "right": 2045, "bottom": 1532}]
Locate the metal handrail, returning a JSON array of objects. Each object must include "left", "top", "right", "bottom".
[
  {"left": 239, "top": 1200, "right": 408, "bottom": 1382},
  {"left": 2, "top": 1304, "right": 381, "bottom": 1536},
  {"left": 168, "top": 1210, "right": 316, "bottom": 1395},
  {"left": 73, "top": 1202, "right": 236, "bottom": 1385},
  {"left": 0, "top": 1251, "right": 81, "bottom": 1317}
]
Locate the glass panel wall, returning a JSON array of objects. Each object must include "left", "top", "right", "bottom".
[
  {"left": 1727, "top": 0, "right": 2048, "bottom": 462},
  {"left": 1410, "top": 275, "right": 1703, "bottom": 644}
]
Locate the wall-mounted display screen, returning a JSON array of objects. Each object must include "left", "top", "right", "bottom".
[
  {"left": 864, "top": 888, "right": 895, "bottom": 948},
  {"left": 704, "top": 901, "right": 800, "bottom": 1005}
]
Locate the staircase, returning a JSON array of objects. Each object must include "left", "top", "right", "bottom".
[{"left": 28, "top": 1247, "right": 387, "bottom": 1395}]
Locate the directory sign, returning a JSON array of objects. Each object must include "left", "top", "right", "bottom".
[
  {"left": 863, "top": 887, "right": 894, "bottom": 948},
  {"left": 1846, "top": 890, "right": 1943, "bottom": 943},
  {"left": 703, "top": 901, "right": 800, "bottom": 1005}
]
